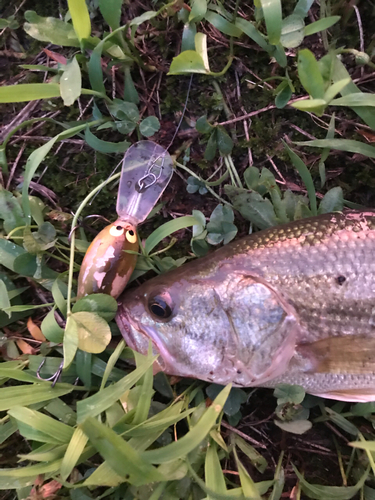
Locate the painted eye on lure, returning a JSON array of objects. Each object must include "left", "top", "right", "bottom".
[{"left": 77, "top": 221, "right": 139, "bottom": 299}]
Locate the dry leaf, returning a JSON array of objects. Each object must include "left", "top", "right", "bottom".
[
  {"left": 16, "top": 339, "right": 36, "bottom": 355},
  {"left": 27, "top": 317, "right": 46, "bottom": 341}
]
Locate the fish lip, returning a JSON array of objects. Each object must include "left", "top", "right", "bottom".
[{"left": 117, "top": 307, "right": 171, "bottom": 371}]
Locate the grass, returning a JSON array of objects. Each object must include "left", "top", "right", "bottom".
[{"left": 0, "top": 0, "right": 375, "bottom": 498}]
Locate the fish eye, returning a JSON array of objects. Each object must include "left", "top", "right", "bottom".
[
  {"left": 126, "top": 229, "right": 137, "bottom": 243},
  {"left": 149, "top": 296, "right": 172, "bottom": 320},
  {"left": 109, "top": 225, "right": 125, "bottom": 237}
]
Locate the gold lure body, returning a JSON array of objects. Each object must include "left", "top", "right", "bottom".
[{"left": 77, "top": 220, "right": 138, "bottom": 299}]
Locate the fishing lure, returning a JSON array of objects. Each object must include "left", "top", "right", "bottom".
[{"left": 77, "top": 141, "right": 173, "bottom": 299}]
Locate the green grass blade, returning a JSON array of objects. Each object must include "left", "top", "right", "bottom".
[
  {"left": 330, "top": 93, "right": 375, "bottom": 107},
  {"left": 260, "top": 0, "right": 282, "bottom": 44},
  {"left": 81, "top": 417, "right": 164, "bottom": 486},
  {"left": 283, "top": 141, "right": 317, "bottom": 215},
  {"left": 8, "top": 406, "right": 74, "bottom": 443},
  {"left": 83, "top": 461, "right": 124, "bottom": 487},
  {"left": 144, "top": 215, "right": 200, "bottom": 255},
  {"left": 18, "top": 443, "right": 68, "bottom": 463},
  {"left": 297, "top": 138, "right": 375, "bottom": 158},
  {"left": 67, "top": 0, "right": 91, "bottom": 41},
  {"left": 332, "top": 56, "right": 375, "bottom": 130},
  {"left": 99, "top": 0, "right": 122, "bottom": 30},
  {"left": 60, "top": 425, "right": 88, "bottom": 480},
  {"left": 132, "top": 351, "right": 154, "bottom": 425},
  {"left": 304, "top": 16, "right": 340, "bottom": 36},
  {"left": 76, "top": 352, "right": 156, "bottom": 423},
  {"left": 85, "top": 127, "right": 130, "bottom": 153},
  {"left": 0, "top": 83, "right": 60, "bottom": 103},
  {"left": 0, "top": 383, "right": 73, "bottom": 411},
  {"left": 205, "top": 440, "right": 228, "bottom": 499},
  {"left": 141, "top": 385, "right": 231, "bottom": 464}
]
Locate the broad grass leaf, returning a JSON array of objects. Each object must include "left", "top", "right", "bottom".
[
  {"left": 18, "top": 443, "right": 68, "bottom": 463},
  {"left": 204, "top": 130, "right": 218, "bottom": 160},
  {"left": 0, "top": 420, "right": 17, "bottom": 445},
  {"left": 325, "top": 408, "right": 359, "bottom": 436},
  {"left": 0, "top": 460, "right": 62, "bottom": 490},
  {"left": 129, "top": 11, "right": 158, "bottom": 26},
  {"left": 297, "top": 49, "right": 325, "bottom": 99},
  {"left": 73, "top": 294, "right": 117, "bottom": 322},
  {"left": 41, "top": 309, "right": 64, "bottom": 343},
  {"left": 318, "top": 187, "right": 343, "bottom": 214},
  {"left": 294, "top": 0, "right": 314, "bottom": 17},
  {"left": 260, "top": 0, "right": 282, "bottom": 44},
  {"left": 141, "top": 385, "right": 231, "bottom": 464},
  {"left": 76, "top": 352, "right": 156, "bottom": 423},
  {"left": 60, "top": 425, "right": 88, "bottom": 480},
  {"left": 168, "top": 51, "right": 208, "bottom": 75},
  {"left": 283, "top": 141, "right": 317, "bottom": 215},
  {"left": 52, "top": 279, "right": 67, "bottom": 317},
  {"left": 75, "top": 349, "right": 92, "bottom": 389},
  {"left": 0, "top": 280, "right": 10, "bottom": 314},
  {"left": 324, "top": 78, "right": 351, "bottom": 103},
  {"left": 84, "top": 127, "right": 130, "bottom": 153},
  {"left": 235, "top": 17, "right": 271, "bottom": 52},
  {"left": 132, "top": 353, "right": 154, "bottom": 425},
  {"left": 144, "top": 215, "right": 200, "bottom": 255},
  {"left": 331, "top": 93, "right": 375, "bottom": 107},
  {"left": 124, "top": 66, "right": 139, "bottom": 104},
  {"left": 216, "top": 126, "right": 233, "bottom": 154},
  {"left": 67, "top": 0, "right": 91, "bottom": 41},
  {"left": 100, "top": 340, "right": 125, "bottom": 390},
  {"left": 181, "top": 22, "right": 197, "bottom": 52},
  {"left": 275, "top": 81, "right": 292, "bottom": 108},
  {"left": 332, "top": 57, "right": 375, "bottom": 130},
  {"left": 73, "top": 311, "right": 111, "bottom": 354},
  {"left": 205, "top": 11, "right": 241, "bottom": 37},
  {"left": 99, "top": 0, "right": 122, "bottom": 30},
  {"left": 139, "top": 116, "right": 160, "bottom": 137},
  {"left": 293, "top": 463, "right": 369, "bottom": 500},
  {"left": 189, "top": 0, "right": 207, "bottom": 23},
  {"left": 88, "top": 41, "right": 107, "bottom": 95},
  {"left": 24, "top": 11, "right": 80, "bottom": 47},
  {"left": 0, "top": 83, "right": 61, "bottom": 103},
  {"left": 8, "top": 406, "right": 74, "bottom": 444},
  {"left": 233, "top": 448, "right": 262, "bottom": 499},
  {"left": 297, "top": 138, "right": 375, "bottom": 158},
  {"left": 0, "top": 383, "right": 73, "bottom": 411},
  {"left": 233, "top": 435, "right": 267, "bottom": 473},
  {"left": 205, "top": 441, "right": 228, "bottom": 498},
  {"left": 60, "top": 56, "right": 81, "bottom": 106},
  {"left": 22, "top": 123, "right": 87, "bottom": 224},
  {"left": 81, "top": 417, "right": 164, "bottom": 485},
  {"left": 280, "top": 14, "right": 305, "bottom": 48},
  {"left": 304, "top": 16, "right": 340, "bottom": 36},
  {"left": 63, "top": 315, "right": 79, "bottom": 369}
]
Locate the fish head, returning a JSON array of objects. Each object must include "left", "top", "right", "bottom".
[{"left": 117, "top": 264, "right": 299, "bottom": 386}]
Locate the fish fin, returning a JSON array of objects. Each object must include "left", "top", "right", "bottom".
[
  {"left": 297, "top": 336, "right": 375, "bottom": 374},
  {"left": 312, "top": 389, "right": 375, "bottom": 403}
]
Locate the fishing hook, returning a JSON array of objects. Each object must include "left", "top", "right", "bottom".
[{"left": 36, "top": 358, "right": 63, "bottom": 388}]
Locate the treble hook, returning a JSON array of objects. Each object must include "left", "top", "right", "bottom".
[
  {"left": 36, "top": 358, "right": 80, "bottom": 387},
  {"left": 36, "top": 359, "right": 63, "bottom": 388}
]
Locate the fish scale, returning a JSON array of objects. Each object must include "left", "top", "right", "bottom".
[{"left": 117, "top": 211, "right": 375, "bottom": 402}]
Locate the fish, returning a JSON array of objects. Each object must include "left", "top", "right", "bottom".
[{"left": 116, "top": 211, "right": 375, "bottom": 402}]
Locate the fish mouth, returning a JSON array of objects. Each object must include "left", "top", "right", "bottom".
[{"left": 116, "top": 307, "right": 174, "bottom": 373}]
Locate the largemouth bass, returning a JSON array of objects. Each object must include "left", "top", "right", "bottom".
[{"left": 116, "top": 211, "right": 375, "bottom": 402}]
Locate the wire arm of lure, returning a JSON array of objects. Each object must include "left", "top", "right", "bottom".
[{"left": 68, "top": 214, "right": 112, "bottom": 244}]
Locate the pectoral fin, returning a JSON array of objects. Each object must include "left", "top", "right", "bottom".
[{"left": 297, "top": 336, "right": 375, "bottom": 374}]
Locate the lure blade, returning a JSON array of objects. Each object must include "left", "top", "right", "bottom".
[{"left": 116, "top": 141, "right": 173, "bottom": 224}]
